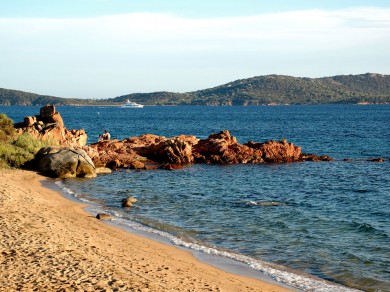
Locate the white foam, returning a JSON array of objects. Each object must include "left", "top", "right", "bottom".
[{"left": 111, "top": 217, "right": 360, "bottom": 292}]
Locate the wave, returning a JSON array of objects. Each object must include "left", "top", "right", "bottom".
[
  {"left": 350, "top": 221, "right": 389, "bottom": 239},
  {"left": 53, "top": 181, "right": 360, "bottom": 292},
  {"left": 112, "top": 216, "right": 359, "bottom": 292}
]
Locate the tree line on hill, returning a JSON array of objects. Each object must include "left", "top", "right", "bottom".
[{"left": 1, "top": 73, "right": 389, "bottom": 106}]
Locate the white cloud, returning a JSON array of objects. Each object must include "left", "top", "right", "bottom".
[{"left": 0, "top": 8, "right": 389, "bottom": 98}]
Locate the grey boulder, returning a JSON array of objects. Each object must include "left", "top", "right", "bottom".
[{"left": 36, "top": 146, "right": 96, "bottom": 178}]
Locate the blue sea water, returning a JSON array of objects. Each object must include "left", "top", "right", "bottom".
[{"left": 2, "top": 104, "right": 390, "bottom": 291}]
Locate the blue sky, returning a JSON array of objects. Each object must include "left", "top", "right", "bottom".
[{"left": 1, "top": 0, "right": 390, "bottom": 98}]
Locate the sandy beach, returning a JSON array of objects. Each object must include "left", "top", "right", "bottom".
[{"left": 0, "top": 169, "right": 292, "bottom": 291}]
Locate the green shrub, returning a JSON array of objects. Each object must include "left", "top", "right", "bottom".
[
  {"left": 13, "top": 133, "right": 55, "bottom": 154},
  {"left": 0, "top": 114, "right": 58, "bottom": 169},
  {"left": 0, "top": 114, "right": 16, "bottom": 142},
  {"left": 0, "top": 142, "right": 34, "bottom": 168}
]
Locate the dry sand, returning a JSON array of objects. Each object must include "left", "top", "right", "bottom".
[{"left": 0, "top": 169, "right": 293, "bottom": 291}]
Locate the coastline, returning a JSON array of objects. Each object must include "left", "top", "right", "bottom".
[{"left": 0, "top": 169, "right": 293, "bottom": 291}]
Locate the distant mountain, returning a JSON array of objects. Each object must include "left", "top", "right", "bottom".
[
  {"left": 105, "top": 73, "right": 390, "bottom": 105},
  {"left": 188, "top": 73, "right": 390, "bottom": 105},
  {"left": 1, "top": 73, "right": 390, "bottom": 106},
  {"left": 0, "top": 88, "right": 103, "bottom": 106}
]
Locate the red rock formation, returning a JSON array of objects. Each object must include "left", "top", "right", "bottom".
[
  {"left": 84, "top": 134, "right": 199, "bottom": 169},
  {"left": 193, "top": 130, "right": 257, "bottom": 164},
  {"left": 245, "top": 139, "right": 302, "bottom": 163},
  {"left": 192, "top": 131, "right": 302, "bottom": 164},
  {"left": 14, "top": 105, "right": 87, "bottom": 147},
  {"left": 84, "top": 139, "right": 149, "bottom": 169},
  {"left": 15, "top": 106, "right": 332, "bottom": 175},
  {"left": 145, "top": 135, "right": 199, "bottom": 165},
  {"left": 84, "top": 130, "right": 324, "bottom": 169}
]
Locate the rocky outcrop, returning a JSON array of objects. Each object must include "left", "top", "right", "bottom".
[
  {"left": 15, "top": 106, "right": 331, "bottom": 173},
  {"left": 83, "top": 130, "right": 331, "bottom": 169},
  {"left": 14, "top": 105, "right": 87, "bottom": 147},
  {"left": 83, "top": 139, "right": 150, "bottom": 170},
  {"left": 245, "top": 139, "right": 302, "bottom": 163},
  {"left": 144, "top": 135, "right": 199, "bottom": 165},
  {"left": 35, "top": 146, "right": 96, "bottom": 178},
  {"left": 192, "top": 131, "right": 302, "bottom": 164},
  {"left": 193, "top": 130, "right": 255, "bottom": 164}
]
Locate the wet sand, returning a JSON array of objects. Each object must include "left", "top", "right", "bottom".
[{"left": 0, "top": 169, "right": 293, "bottom": 291}]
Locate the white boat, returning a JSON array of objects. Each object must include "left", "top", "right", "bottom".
[{"left": 121, "top": 99, "right": 144, "bottom": 108}]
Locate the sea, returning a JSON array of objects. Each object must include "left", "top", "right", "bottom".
[{"left": 2, "top": 104, "right": 389, "bottom": 292}]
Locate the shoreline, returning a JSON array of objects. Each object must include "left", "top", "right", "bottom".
[{"left": 0, "top": 168, "right": 294, "bottom": 291}]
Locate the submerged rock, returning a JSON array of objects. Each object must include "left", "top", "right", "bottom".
[
  {"left": 96, "top": 213, "right": 112, "bottom": 220},
  {"left": 121, "top": 196, "right": 138, "bottom": 208},
  {"left": 300, "top": 153, "right": 333, "bottom": 162},
  {"left": 245, "top": 201, "right": 287, "bottom": 207},
  {"left": 367, "top": 158, "right": 385, "bottom": 162}
]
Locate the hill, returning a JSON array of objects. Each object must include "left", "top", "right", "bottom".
[
  {"left": 109, "top": 73, "right": 390, "bottom": 105},
  {"left": 1, "top": 73, "right": 390, "bottom": 106},
  {"left": 196, "top": 73, "right": 390, "bottom": 105},
  {"left": 0, "top": 88, "right": 106, "bottom": 106}
]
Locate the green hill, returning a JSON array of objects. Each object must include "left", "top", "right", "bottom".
[
  {"left": 187, "top": 73, "right": 390, "bottom": 105},
  {"left": 0, "top": 88, "right": 103, "bottom": 106},
  {"left": 1, "top": 73, "right": 390, "bottom": 106}
]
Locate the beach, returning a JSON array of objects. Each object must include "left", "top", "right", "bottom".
[{"left": 0, "top": 169, "right": 292, "bottom": 291}]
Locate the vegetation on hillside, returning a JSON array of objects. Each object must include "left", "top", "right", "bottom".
[
  {"left": 0, "top": 114, "right": 56, "bottom": 168},
  {"left": 1, "top": 73, "right": 390, "bottom": 106},
  {"left": 0, "top": 88, "right": 110, "bottom": 106},
  {"left": 186, "top": 73, "right": 390, "bottom": 105}
]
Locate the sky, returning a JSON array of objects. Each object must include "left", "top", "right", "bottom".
[{"left": 1, "top": 0, "right": 390, "bottom": 99}]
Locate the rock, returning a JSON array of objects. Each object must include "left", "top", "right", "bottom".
[
  {"left": 121, "top": 196, "right": 137, "bottom": 208},
  {"left": 128, "top": 160, "right": 145, "bottom": 169},
  {"left": 24, "top": 116, "right": 37, "bottom": 127},
  {"left": 40, "top": 105, "right": 56, "bottom": 119},
  {"left": 193, "top": 130, "right": 254, "bottom": 164},
  {"left": 367, "top": 158, "right": 384, "bottom": 162},
  {"left": 95, "top": 167, "right": 112, "bottom": 174},
  {"left": 51, "top": 112, "right": 64, "bottom": 127},
  {"left": 300, "top": 153, "right": 333, "bottom": 162},
  {"left": 193, "top": 130, "right": 301, "bottom": 164},
  {"left": 16, "top": 107, "right": 330, "bottom": 170},
  {"left": 83, "top": 130, "right": 330, "bottom": 169},
  {"left": 246, "top": 139, "right": 301, "bottom": 163},
  {"left": 146, "top": 136, "right": 197, "bottom": 165},
  {"left": 246, "top": 201, "right": 286, "bottom": 206},
  {"left": 83, "top": 140, "right": 148, "bottom": 168},
  {"left": 35, "top": 146, "right": 96, "bottom": 178},
  {"left": 13, "top": 105, "right": 87, "bottom": 147},
  {"left": 96, "top": 213, "right": 112, "bottom": 220},
  {"left": 158, "top": 164, "right": 183, "bottom": 170},
  {"left": 106, "top": 159, "right": 122, "bottom": 169}
]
